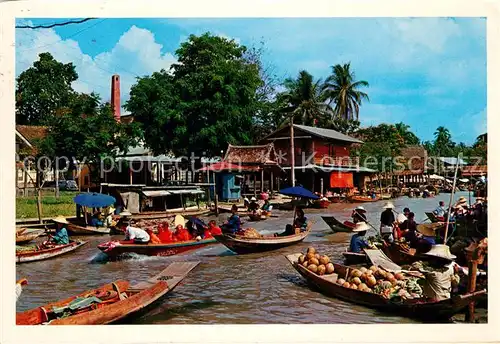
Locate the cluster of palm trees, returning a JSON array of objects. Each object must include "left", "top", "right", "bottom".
[{"left": 275, "top": 63, "right": 369, "bottom": 128}]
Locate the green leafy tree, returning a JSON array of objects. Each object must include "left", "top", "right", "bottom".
[
  {"left": 433, "top": 126, "right": 454, "bottom": 157},
  {"left": 16, "top": 52, "right": 78, "bottom": 125},
  {"left": 126, "top": 33, "right": 263, "bottom": 158},
  {"left": 395, "top": 122, "right": 420, "bottom": 145},
  {"left": 322, "top": 62, "right": 369, "bottom": 121}
]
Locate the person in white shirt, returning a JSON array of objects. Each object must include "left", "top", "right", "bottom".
[
  {"left": 16, "top": 278, "right": 28, "bottom": 302},
  {"left": 124, "top": 225, "right": 150, "bottom": 244}
]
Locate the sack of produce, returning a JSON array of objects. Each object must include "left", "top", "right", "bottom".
[{"left": 241, "top": 228, "right": 263, "bottom": 238}]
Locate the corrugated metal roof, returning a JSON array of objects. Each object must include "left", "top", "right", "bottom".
[
  {"left": 282, "top": 164, "right": 376, "bottom": 173},
  {"left": 142, "top": 190, "right": 171, "bottom": 197},
  {"left": 439, "top": 157, "right": 467, "bottom": 165},
  {"left": 294, "top": 124, "right": 363, "bottom": 144},
  {"left": 169, "top": 189, "right": 204, "bottom": 195}
]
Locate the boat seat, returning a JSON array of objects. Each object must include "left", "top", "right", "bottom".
[{"left": 112, "top": 282, "right": 127, "bottom": 300}]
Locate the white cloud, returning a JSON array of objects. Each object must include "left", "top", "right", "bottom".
[{"left": 16, "top": 22, "right": 176, "bottom": 109}]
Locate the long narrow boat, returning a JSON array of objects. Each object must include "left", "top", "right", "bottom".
[
  {"left": 16, "top": 231, "right": 43, "bottom": 245},
  {"left": 286, "top": 253, "right": 486, "bottom": 320},
  {"left": 321, "top": 216, "right": 354, "bottom": 233},
  {"left": 348, "top": 195, "right": 380, "bottom": 203},
  {"left": 16, "top": 261, "right": 199, "bottom": 325},
  {"left": 213, "top": 225, "right": 311, "bottom": 255},
  {"left": 342, "top": 251, "right": 368, "bottom": 265},
  {"left": 425, "top": 212, "right": 442, "bottom": 223},
  {"left": 16, "top": 240, "right": 87, "bottom": 264},
  {"left": 97, "top": 238, "right": 217, "bottom": 259},
  {"left": 67, "top": 220, "right": 111, "bottom": 235},
  {"left": 248, "top": 213, "right": 267, "bottom": 221}
]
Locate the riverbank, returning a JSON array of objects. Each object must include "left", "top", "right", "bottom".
[{"left": 16, "top": 191, "right": 77, "bottom": 219}]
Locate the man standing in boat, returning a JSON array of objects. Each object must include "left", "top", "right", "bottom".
[
  {"left": 46, "top": 216, "right": 70, "bottom": 246},
  {"left": 380, "top": 202, "right": 396, "bottom": 242}
]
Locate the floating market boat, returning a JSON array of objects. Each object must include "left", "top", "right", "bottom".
[
  {"left": 286, "top": 253, "right": 487, "bottom": 320},
  {"left": 313, "top": 199, "right": 330, "bottom": 209},
  {"left": 425, "top": 212, "right": 443, "bottom": 223},
  {"left": 16, "top": 231, "right": 43, "bottom": 245},
  {"left": 67, "top": 220, "right": 112, "bottom": 235},
  {"left": 16, "top": 261, "right": 199, "bottom": 325},
  {"left": 16, "top": 240, "right": 87, "bottom": 264},
  {"left": 97, "top": 238, "right": 217, "bottom": 259},
  {"left": 321, "top": 216, "right": 354, "bottom": 233},
  {"left": 213, "top": 224, "right": 311, "bottom": 255},
  {"left": 348, "top": 195, "right": 380, "bottom": 203},
  {"left": 342, "top": 251, "right": 368, "bottom": 265}
]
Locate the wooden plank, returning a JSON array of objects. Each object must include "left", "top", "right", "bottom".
[{"left": 131, "top": 261, "right": 200, "bottom": 291}]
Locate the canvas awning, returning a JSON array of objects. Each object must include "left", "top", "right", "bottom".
[
  {"left": 428, "top": 174, "right": 445, "bottom": 180},
  {"left": 169, "top": 189, "right": 205, "bottom": 195},
  {"left": 459, "top": 178, "right": 469, "bottom": 183},
  {"left": 142, "top": 190, "right": 171, "bottom": 197}
]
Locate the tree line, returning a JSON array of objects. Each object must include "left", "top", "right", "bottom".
[{"left": 15, "top": 32, "right": 486, "bottom": 182}]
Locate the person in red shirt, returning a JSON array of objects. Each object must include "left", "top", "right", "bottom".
[
  {"left": 157, "top": 222, "right": 174, "bottom": 243},
  {"left": 173, "top": 224, "right": 192, "bottom": 242},
  {"left": 146, "top": 228, "right": 161, "bottom": 244},
  {"left": 205, "top": 220, "right": 222, "bottom": 238}
]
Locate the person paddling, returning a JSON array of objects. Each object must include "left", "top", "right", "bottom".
[
  {"left": 349, "top": 222, "right": 372, "bottom": 253},
  {"left": 222, "top": 205, "right": 242, "bottom": 234},
  {"left": 380, "top": 202, "right": 396, "bottom": 242},
  {"left": 46, "top": 216, "right": 70, "bottom": 246},
  {"left": 351, "top": 206, "right": 367, "bottom": 224}
]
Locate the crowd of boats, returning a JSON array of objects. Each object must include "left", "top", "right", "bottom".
[{"left": 15, "top": 184, "right": 487, "bottom": 324}]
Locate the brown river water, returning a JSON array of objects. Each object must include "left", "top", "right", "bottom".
[{"left": 16, "top": 192, "right": 484, "bottom": 324}]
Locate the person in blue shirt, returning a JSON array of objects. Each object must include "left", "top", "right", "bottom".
[
  {"left": 349, "top": 222, "right": 371, "bottom": 253},
  {"left": 49, "top": 216, "right": 70, "bottom": 245},
  {"left": 433, "top": 201, "right": 446, "bottom": 217},
  {"left": 222, "top": 205, "right": 242, "bottom": 234}
]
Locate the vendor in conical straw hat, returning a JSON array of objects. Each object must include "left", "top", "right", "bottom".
[
  {"left": 348, "top": 222, "right": 372, "bottom": 253},
  {"left": 410, "top": 245, "right": 459, "bottom": 301},
  {"left": 351, "top": 205, "right": 367, "bottom": 224},
  {"left": 453, "top": 196, "right": 469, "bottom": 217},
  {"left": 48, "top": 216, "right": 70, "bottom": 245}
]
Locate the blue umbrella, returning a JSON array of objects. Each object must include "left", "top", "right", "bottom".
[
  {"left": 73, "top": 192, "right": 116, "bottom": 208},
  {"left": 279, "top": 186, "right": 319, "bottom": 200}
]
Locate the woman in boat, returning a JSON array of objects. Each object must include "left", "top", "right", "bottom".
[
  {"left": 157, "top": 222, "right": 174, "bottom": 243},
  {"left": 261, "top": 199, "right": 273, "bottom": 213},
  {"left": 248, "top": 197, "right": 260, "bottom": 214},
  {"left": 400, "top": 212, "right": 420, "bottom": 247},
  {"left": 204, "top": 220, "right": 223, "bottom": 238},
  {"left": 453, "top": 196, "right": 469, "bottom": 219},
  {"left": 409, "top": 245, "right": 459, "bottom": 301},
  {"left": 222, "top": 205, "right": 242, "bottom": 234},
  {"left": 275, "top": 207, "right": 308, "bottom": 237},
  {"left": 348, "top": 222, "right": 372, "bottom": 253},
  {"left": 46, "top": 216, "right": 70, "bottom": 246},
  {"left": 380, "top": 202, "right": 396, "bottom": 242},
  {"left": 124, "top": 222, "right": 150, "bottom": 244},
  {"left": 392, "top": 213, "right": 407, "bottom": 241},
  {"left": 351, "top": 206, "right": 367, "bottom": 224},
  {"left": 173, "top": 224, "right": 192, "bottom": 242}
]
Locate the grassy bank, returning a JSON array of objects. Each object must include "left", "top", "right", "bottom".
[{"left": 16, "top": 191, "right": 78, "bottom": 219}]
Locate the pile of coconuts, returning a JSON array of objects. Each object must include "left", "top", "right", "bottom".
[
  {"left": 297, "top": 247, "right": 335, "bottom": 276},
  {"left": 336, "top": 266, "right": 407, "bottom": 294}
]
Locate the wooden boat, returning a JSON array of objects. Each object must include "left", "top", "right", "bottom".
[
  {"left": 213, "top": 224, "right": 311, "bottom": 255},
  {"left": 16, "top": 227, "right": 27, "bottom": 235},
  {"left": 16, "top": 240, "right": 87, "bottom": 264},
  {"left": 342, "top": 251, "right": 368, "bottom": 265},
  {"left": 97, "top": 238, "right": 217, "bottom": 259},
  {"left": 425, "top": 212, "right": 444, "bottom": 223},
  {"left": 314, "top": 200, "right": 330, "bottom": 209},
  {"left": 16, "top": 261, "right": 199, "bottom": 325},
  {"left": 286, "top": 253, "right": 487, "bottom": 320},
  {"left": 348, "top": 195, "right": 380, "bottom": 203},
  {"left": 67, "top": 219, "right": 111, "bottom": 235},
  {"left": 16, "top": 231, "right": 43, "bottom": 245},
  {"left": 321, "top": 216, "right": 354, "bottom": 233},
  {"left": 248, "top": 213, "right": 267, "bottom": 221}
]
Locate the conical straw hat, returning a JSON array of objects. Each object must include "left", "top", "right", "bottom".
[
  {"left": 52, "top": 215, "right": 68, "bottom": 224},
  {"left": 352, "top": 222, "right": 370, "bottom": 232},
  {"left": 174, "top": 215, "right": 186, "bottom": 227},
  {"left": 423, "top": 244, "right": 456, "bottom": 261},
  {"left": 417, "top": 223, "right": 441, "bottom": 237},
  {"left": 383, "top": 202, "right": 394, "bottom": 209}
]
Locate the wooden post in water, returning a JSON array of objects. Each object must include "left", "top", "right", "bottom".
[
  {"left": 260, "top": 168, "right": 264, "bottom": 193},
  {"left": 270, "top": 171, "right": 274, "bottom": 197},
  {"left": 290, "top": 117, "right": 295, "bottom": 187},
  {"left": 444, "top": 155, "right": 461, "bottom": 243},
  {"left": 253, "top": 174, "right": 257, "bottom": 198},
  {"left": 465, "top": 259, "right": 478, "bottom": 322},
  {"left": 214, "top": 172, "right": 219, "bottom": 216}
]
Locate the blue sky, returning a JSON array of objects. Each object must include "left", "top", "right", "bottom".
[{"left": 15, "top": 17, "right": 486, "bottom": 144}]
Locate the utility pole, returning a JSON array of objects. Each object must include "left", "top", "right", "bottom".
[{"left": 290, "top": 116, "right": 295, "bottom": 187}]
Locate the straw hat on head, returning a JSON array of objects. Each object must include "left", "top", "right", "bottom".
[
  {"left": 352, "top": 222, "right": 370, "bottom": 232},
  {"left": 174, "top": 215, "right": 186, "bottom": 228},
  {"left": 457, "top": 196, "right": 467, "bottom": 204},
  {"left": 52, "top": 215, "right": 69, "bottom": 224},
  {"left": 354, "top": 206, "right": 366, "bottom": 213},
  {"left": 383, "top": 202, "right": 395, "bottom": 209},
  {"left": 417, "top": 223, "right": 441, "bottom": 237},
  {"left": 396, "top": 213, "right": 407, "bottom": 223},
  {"left": 120, "top": 211, "right": 132, "bottom": 217},
  {"left": 423, "top": 244, "right": 456, "bottom": 261},
  {"left": 250, "top": 197, "right": 257, "bottom": 201}
]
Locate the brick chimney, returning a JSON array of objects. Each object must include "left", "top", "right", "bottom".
[{"left": 111, "top": 74, "right": 121, "bottom": 122}]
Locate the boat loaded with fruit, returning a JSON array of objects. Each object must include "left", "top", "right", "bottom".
[{"left": 286, "top": 245, "right": 486, "bottom": 320}]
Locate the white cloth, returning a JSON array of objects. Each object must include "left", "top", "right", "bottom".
[
  {"left": 16, "top": 283, "right": 22, "bottom": 302},
  {"left": 125, "top": 226, "right": 150, "bottom": 242},
  {"left": 380, "top": 225, "right": 393, "bottom": 234},
  {"left": 421, "top": 263, "right": 454, "bottom": 301}
]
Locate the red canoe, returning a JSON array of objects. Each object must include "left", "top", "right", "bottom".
[
  {"left": 97, "top": 238, "right": 218, "bottom": 259},
  {"left": 16, "top": 261, "right": 199, "bottom": 325},
  {"left": 16, "top": 240, "right": 87, "bottom": 264}
]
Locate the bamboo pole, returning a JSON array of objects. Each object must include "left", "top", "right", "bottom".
[
  {"left": 290, "top": 117, "right": 295, "bottom": 187},
  {"left": 443, "top": 155, "right": 461, "bottom": 243}
]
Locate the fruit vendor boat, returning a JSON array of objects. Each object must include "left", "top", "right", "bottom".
[
  {"left": 286, "top": 253, "right": 486, "bottom": 320},
  {"left": 342, "top": 251, "right": 368, "bottom": 265},
  {"left": 16, "top": 261, "right": 199, "bottom": 325},
  {"left": 213, "top": 224, "right": 311, "bottom": 255},
  {"left": 348, "top": 195, "right": 380, "bottom": 203},
  {"left": 97, "top": 238, "right": 217, "bottom": 259},
  {"left": 248, "top": 213, "right": 268, "bottom": 221},
  {"left": 16, "top": 240, "right": 87, "bottom": 264},
  {"left": 321, "top": 216, "right": 355, "bottom": 233}
]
